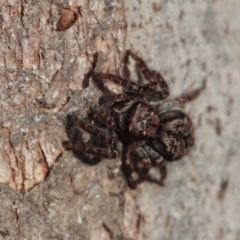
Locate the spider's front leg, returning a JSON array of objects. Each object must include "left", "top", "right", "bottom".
[
  {"left": 92, "top": 72, "right": 143, "bottom": 94},
  {"left": 127, "top": 50, "right": 169, "bottom": 101},
  {"left": 127, "top": 50, "right": 156, "bottom": 87}
]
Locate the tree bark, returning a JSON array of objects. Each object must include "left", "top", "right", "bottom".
[{"left": 0, "top": 0, "right": 240, "bottom": 239}]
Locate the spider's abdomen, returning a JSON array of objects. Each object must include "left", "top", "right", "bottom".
[{"left": 151, "top": 110, "right": 194, "bottom": 161}]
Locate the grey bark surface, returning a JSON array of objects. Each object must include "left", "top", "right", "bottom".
[{"left": 0, "top": 0, "right": 240, "bottom": 240}]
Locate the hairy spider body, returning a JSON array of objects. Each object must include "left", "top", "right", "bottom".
[
  {"left": 111, "top": 100, "right": 159, "bottom": 139},
  {"left": 64, "top": 51, "right": 204, "bottom": 187},
  {"left": 109, "top": 98, "right": 194, "bottom": 160}
]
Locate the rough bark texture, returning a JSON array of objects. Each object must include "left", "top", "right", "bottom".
[{"left": 0, "top": 0, "right": 240, "bottom": 239}]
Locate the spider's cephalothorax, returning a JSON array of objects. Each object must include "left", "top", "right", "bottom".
[
  {"left": 111, "top": 101, "right": 160, "bottom": 139},
  {"left": 64, "top": 50, "right": 204, "bottom": 188}
]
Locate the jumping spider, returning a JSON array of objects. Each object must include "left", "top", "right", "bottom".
[{"left": 64, "top": 51, "right": 204, "bottom": 188}]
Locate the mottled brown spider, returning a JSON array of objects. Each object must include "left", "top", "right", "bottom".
[{"left": 64, "top": 50, "right": 205, "bottom": 188}]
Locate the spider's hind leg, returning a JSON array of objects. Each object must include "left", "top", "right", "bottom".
[
  {"left": 155, "top": 80, "right": 206, "bottom": 111},
  {"left": 63, "top": 141, "right": 118, "bottom": 159},
  {"left": 69, "top": 114, "right": 116, "bottom": 144},
  {"left": 128, "top": 143, "right": 167, "bottom": 188},
  {"left": 175, "top": 80, "right": 206, "bottom": 106}
]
